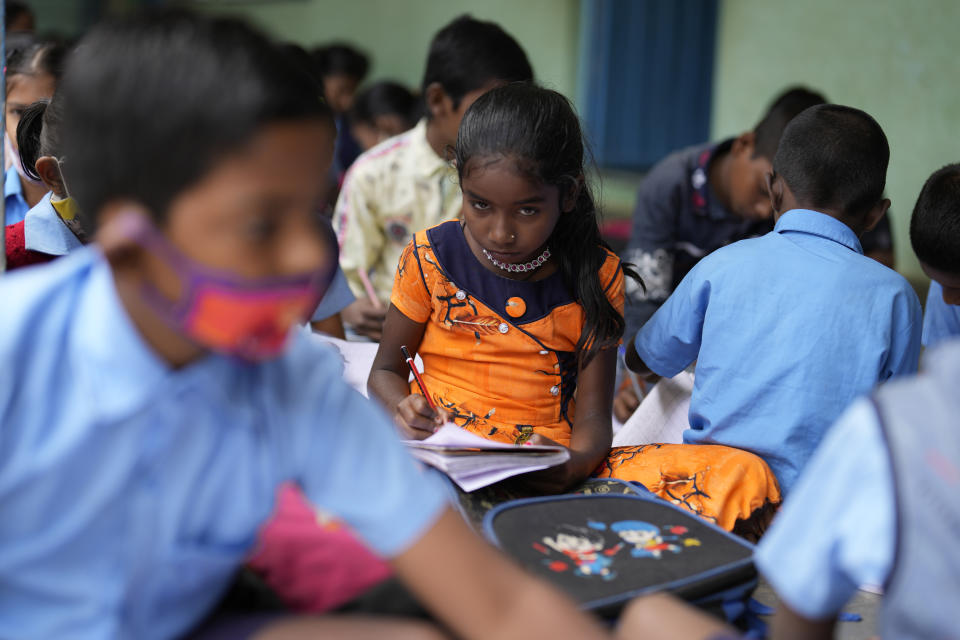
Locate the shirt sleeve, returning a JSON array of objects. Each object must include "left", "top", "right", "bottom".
[
  {"left": 310, "top": 266, "right": 356, "bottom": 321},
  {"left": 882, "top": 284, "right": 923, "bottom": 380},
  {"left": 333, "top": 164, "right": 386, "bottom": 300},
  {"left": 294, "top": 352, "right": 450, "bottom": 557},
  {"left": 623, "top": 158, "right": 683, "bottom": 338},
  {"left": 389, "top": 239, "right": 433, "bottom": 323},
  {"left": 922, "top": 281, "right": 960, "bottom": 349},
  {"left": 755, "top": 399, "right": 895, "bottom": 620},
  {"left": 632, "top": 261, "right": 708, "bottom": 378}
]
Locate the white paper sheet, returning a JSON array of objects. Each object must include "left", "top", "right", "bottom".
[
  {"left": 612, "top": 371, "right": 694, "bottom": 446},
  {"left": 404, "top": 424, "right": 570, "bottom": 492}
]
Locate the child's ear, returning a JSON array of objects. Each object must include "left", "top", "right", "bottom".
[
  {"left": 732, "top": 131, "right": 756, "bottom": 157},
  {"left": 562, "top": 177, "right": 583, "bottom": 213},
  {"left": 35, "top": 156, "right": 66, "bottom": 196},
  {"left": 95, "top": 201, "right": 153, "bottom": 270},
  {"left": 766, "top": 170, "right": 784, "bottom": 217},
  {"left": 424, "top": 82, "right": 453, "bottom": 120},
  {"left": 862, "top": 197, "right": 891, "bottom": 234}
]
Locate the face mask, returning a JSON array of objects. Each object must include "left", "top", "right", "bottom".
[
  {"left": 4, "top": 131, "right": 45, "bottom": 186},
  {"left": 117, "top": 212, "right": 334, "bottom": 361},
  {"left": 49, "top": 157, "right": 87, "bottom": 242}
]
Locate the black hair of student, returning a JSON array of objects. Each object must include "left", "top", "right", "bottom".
[
  {"left": 909, "top": 164, "right": 960, "bottom": 274},
  {"left": 5, "top": 38, "right": 68, "bottom": 92},
  {"left": 422, "top": 15, "right": 533, "bottom": 112},
  {"left": 350, "top": 81, "right": 420, "bottom": 129},
  {"left": 773, "top": 104, "right": 889, "bottom": 219},
  {"left": 5, "top": 2, "right": 34, "bottom": 29},
  {"left": 455, "top": 83, "right": 642, "bottom": 367},
  {"left": 16, "top": 97, "right": 63, "bottom": 183},
  {"left": 752, "top": 86, "right": 826, "bottom": 161},
  {"left": 281, "top": 42, "right": 323, "bottom": 95},
  {"left": 58, "top": 10, "right": 334, "bottom": 234},
  {"left": 312, "top": 43, "right": 369, "bottom": 81}
]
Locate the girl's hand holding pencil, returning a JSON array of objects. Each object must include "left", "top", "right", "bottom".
[{"left": 394, "top": 345, "right": 450, "bottom": 439}]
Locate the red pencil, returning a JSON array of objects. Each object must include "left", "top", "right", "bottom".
[{"left": 401, "top": 345, "right": 438, "bottom": 412}]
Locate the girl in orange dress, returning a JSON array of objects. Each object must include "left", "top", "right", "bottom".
[{"left": 369, "top": 84, "right": 779, "bottom": 535}]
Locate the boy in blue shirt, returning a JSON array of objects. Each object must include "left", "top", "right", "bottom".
[
  {"left": 624, "top": 104, "right": 922, "bottom": 530},
  {"left": 0, "top": 13, "right": 612, "bottom": 640},
  {"left": 909, "top": 163, "right": 960, "bottom": 348},
  {"left": 618, "top": 339, "right": 960, "bottom": 640},
  {"left": 614, "top": 87, "right": 825, "bottom": 421}
]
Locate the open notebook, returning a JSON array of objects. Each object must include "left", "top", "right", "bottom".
[{"left": 405, "top": 424, "right": 570, "bottom": 492}]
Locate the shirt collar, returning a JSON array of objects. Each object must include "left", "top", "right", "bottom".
[
  {"left": 409, "top": 118, "right": 455, "bottom": 179},
  {"left": 24, "top": 192, "right": 83, "bottom": 255},
  {"left": 775, "top": 209, "right": 864, "bottom": 254},
  {"left": 4, "top": 164, "right": 23, "bottom": 199},
  {"left": 690, "top": 138, "right": 735, "bottom": 221}
]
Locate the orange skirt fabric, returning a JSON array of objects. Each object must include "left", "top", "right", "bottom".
[{"left": 594, "top": 443, "right": 782, "bottom": 535}]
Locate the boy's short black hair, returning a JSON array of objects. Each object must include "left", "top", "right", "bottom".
[
  {"left": 312, "top": 43, "right": 369, "bottom": 81},
  {"left": 421, "top": 15, "right": 533, "bottom": 111},
  {"left": 773, "top": 104, "right": 889, "bottom": 219},
  {"left": 753, "top": 86, "right": 826, "bottom": 160},
  {"left": 59, "top": 10, "right": 332, "bottom": 232},
  {"left": 910, "top": 164, "right": 960, "bottom": 274}
]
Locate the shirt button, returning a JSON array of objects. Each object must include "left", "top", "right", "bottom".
[
  {"left": 550, "top": 385, "right": 560, "bottom": 396},
  {"left": 498, "top": 323, "right": 509, "bottom": 334},
  {"left": 455, "top": 290, "right": 466, "bottom": 300}
]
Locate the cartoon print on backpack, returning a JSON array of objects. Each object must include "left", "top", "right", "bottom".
[
  {"left": 610, "top": 520, "right": 702, "bottom": 558},
  {"left": 534, "top": 522, "right": 622, "bottom": 580}
]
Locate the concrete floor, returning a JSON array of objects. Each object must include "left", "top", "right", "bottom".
[{"left": 752, "top": 579, "right": 881, "bottom": 639}]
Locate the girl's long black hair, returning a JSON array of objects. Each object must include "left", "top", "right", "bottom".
[
  {"left": 17, "top": 96, "right": 62, "bottom": 183},
  {"left": 454, "top": 83, "right": 642, "bottom": 367}
]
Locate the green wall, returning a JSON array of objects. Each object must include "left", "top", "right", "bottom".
[
  {"left": 711, "top": 0, "right": 960, "bottom": 287},
  {"left": 193, "top": 0, "right": 580, "bottom": 103}
]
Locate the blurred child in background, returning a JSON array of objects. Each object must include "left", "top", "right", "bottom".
[
  {"left": 334, "top": 15, "right": 533, "bottom": 341},
  {"left": 349, "top": 81, "right": 419, "bottom": 151},
  {"left": 4, "top": 39, "right": 66, "bottom": 225},
  {"left": 910, "top": 164, "right": 960, "bottom": 348}
]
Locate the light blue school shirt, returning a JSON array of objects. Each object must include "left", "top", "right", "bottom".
[
  {"left": 0, "top": 248, "right": 449, "bottom": 640},
  {"left": 921, "top": 280, "right": 960, "bottom": 348},
  {"left": 4, "top": 165, "right": 30, "bottom": 225},
  {"left": 23, "top": 191, "right": 82, "bottom": 256},
  {"left": 755, "top": 399, "right": 893, "bottom": 619},
  {"left": 311, "top": 264, "right": 355, "bottom": 321},
  {"left": 634, "top": 209, "right": 922, "bottom": 492}
]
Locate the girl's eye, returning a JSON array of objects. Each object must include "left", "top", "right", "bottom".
[
  {"left": 518, "top": 207, "right": 539, "bottom": 216},
  {"left": 470, "top": 200, "right": 490, "bottom": 211}
]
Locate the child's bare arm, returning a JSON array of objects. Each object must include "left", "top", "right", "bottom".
[
  {"left": 368, "top": 305, "right": 445, "bottom": 439},
  {"left": 769, "top": 603, "right": 836, "bottom": 640},
  {"left": 391, "top": 507, "right": 609, "bottom": 640},
  {"left": 616, "top": 593, "right": 741, "bottom": 640},
  {"left": 624, "top": 339, "right": 658, "bottom": 380},
  {"left": 520, "top": 346, "right": 616, "bottom": 493}
]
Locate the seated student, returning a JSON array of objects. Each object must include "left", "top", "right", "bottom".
[
  {"left": 4, "top": 39, "right": 66, "bottom": 225},
  {"left": 334, "top": 15, "right": 533, "bottom": 341},
  {"left": 0, "top": 13, "right": 613, "bottom": 640},
  {"left": 349, "top": 81, "right": 419, "bottom": 152},
  {"left": 622, "top": 104, "right": 922, "bottom": 532},
  {"left": 909, "top": 163, "right": 960, "bottom": 348},
  {"left": 621, "top": 337, "right": 960, "bottom": 640},
  {"left": 313, "top": 42, "right": 369, "bottom": 175},
  {"left": 615, "top": 86, "right": 825, "bottom": 422},
  {"left": 5, "top": 95, "right": 85, "bottom": 270}
]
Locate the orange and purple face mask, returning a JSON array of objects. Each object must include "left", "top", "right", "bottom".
[{"left": 121, "top": 213, "right": 335, "bottom": 361}]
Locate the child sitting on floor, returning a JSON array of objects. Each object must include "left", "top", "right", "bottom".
[
  {"left": 367, "top": 84, "right": 777, "bottom": 536},
  {"left": 623, "top": 104, "right": 922, "bottom": 533},
  {"left": 0, "top": 13, "right": 616, "bottom": 640},
  {"left": 909, "top": 163, "right": 960, "bottom": 348}
]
